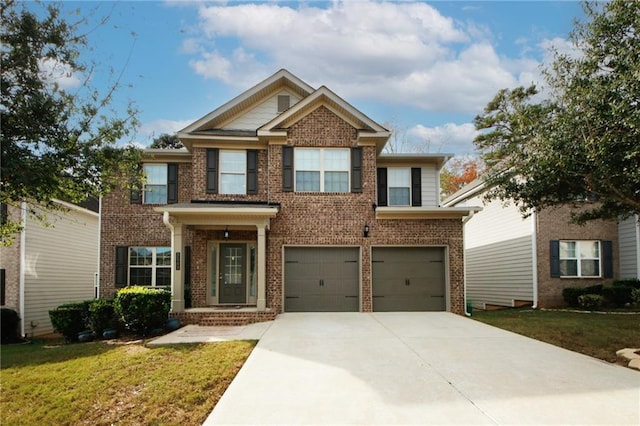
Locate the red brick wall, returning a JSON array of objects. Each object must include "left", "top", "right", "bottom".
[{"left": 536, "top": 205, "right": 618, "bottom": 307}]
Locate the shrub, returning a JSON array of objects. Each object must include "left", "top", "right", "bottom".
[
  {"left": 1, "top": 308, "right": 21, "bottom": 344},
  {"left": 562, "top": 287, "right": 587, "bottom": 308},
  {"left": 584, "top": 284, "right": 603, "bottom": 295},
  {"left": 613, "top": 279, "right": 640, "bottom": 289},
  {"left": 88, "top": 299, "right": 117, "bottom": 337},
  {"left": 578, "top": 294, "right": 603, "bottom": 310},
  {"left": 602, "top": 285, "right": 634, "bottom": 307},
  {"left": 631, "top": 288, "right": 640, "bottom": 305},
  {"left": 114, "top": 286, "right": 171, "bottom": 336},
  {"left": 49, "top": 305, "right": 86, "bottom": 342}
]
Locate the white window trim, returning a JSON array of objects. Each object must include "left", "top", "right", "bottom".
[
  {"left": 129, "top": 247, "right": 171, "bottom": 287},
  {"left": 219, "top": 150, "right": 247, "bottom": 195},
  {"left": 294, "top": 148, "right": 350, "bottom": 193},
  {"left": 560, "top": 240, "right": 602, "bottom": 278},
  {"left": 387, "top": 167, "right": 411, "bottom": 206},
  {"left": 143, "top": 164, "right": 168, "bottom": 205}
]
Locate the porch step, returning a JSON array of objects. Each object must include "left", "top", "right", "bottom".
[{"left": 170, "top": 309, "right": 277, "bottom": 327}]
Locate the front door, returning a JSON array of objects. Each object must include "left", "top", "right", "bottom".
[{"left": 219, "top": 244, "right": 246, "bottom": 304}]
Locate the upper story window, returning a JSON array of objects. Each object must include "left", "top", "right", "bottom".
[
  {"left": 219, "top": 150, "right": 247, "bottom": 195},
  {"left": 388, "top": 168, "right": 411, "bottom": 206},
  {"left": 143, "top": 164, "right": 168, "bottom": 204},
  {"left": 560, "top": 240, "right": 601, "bottom": 277},
  {"left": 294, "top": 148, "right": 349, "bottom": 192}
]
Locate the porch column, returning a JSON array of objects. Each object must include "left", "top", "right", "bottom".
[
  {"left": 171, "top": 223, "right": 184, "bottom": 312},
  {"left": 257, "top": 224, "right": 267, "bottom": 311}
]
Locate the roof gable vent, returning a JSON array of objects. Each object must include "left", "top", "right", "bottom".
[{"left": 277, "top": 95, "right": 290, "bottom": 113}]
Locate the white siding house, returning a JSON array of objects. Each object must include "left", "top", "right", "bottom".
[{"left": 618, "top": 215, "right": 640, "bottom": 279}]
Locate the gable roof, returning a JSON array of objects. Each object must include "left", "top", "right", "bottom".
[{"left": 180, "top": 69, "right": 315, "bottom": 134}]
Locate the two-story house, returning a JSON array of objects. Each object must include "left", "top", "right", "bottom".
[{"left": 99, "top": 69, "right": 479, "bottom": 325}]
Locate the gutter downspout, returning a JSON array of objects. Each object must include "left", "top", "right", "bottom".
[
  {"left": 531, "top": 210, "right": 539, "bottom": 309},
  {"left": 19, "top": 202, "right": 27, "bottom": 338},
  {"left": 462, "top": 210, "right": 475, "bottom": 317},
  {"left": 96, "top": 197, "right": 102, "bottom": 299}
]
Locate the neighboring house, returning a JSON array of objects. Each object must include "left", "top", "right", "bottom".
[
  {"left": 0, "top": 200, "right": 99, "bottom": 337},
  {"left": 618, "top": 215, "right": 640, "bottom": 279},
  {"left": 99, "top": 69, "right": 478, "bottom": 325},
  {"left": 443, "top": 179, "right": 619, "bottom": 308}
]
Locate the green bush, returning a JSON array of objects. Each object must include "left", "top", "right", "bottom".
[
  {"left": 49, "top": 305, "right": 86, "bottom": 342},
  {"left": 602, "top": 285, "right": 634, "bottom": 307},
  {"left": 631, "top": 288, "right": 640, "bottom": 305},
  {"left": 584, "top": 284, "right": 604, "bottom": 295},
  {"left": 114, "top": 286, "right": 171, "bottom": 336},
  {"left": 88, "top": 299, "right": 117, "bottom": 337},
  {"left": 562, "top": 287, "right": 587, "bottom": 308},
  {"left": 613, "top": 279, "right": 640, "bottom": 289},
  {"left": 578, "top": 294, "right": 604, "bottom": 310},
  {"left": 1, "top": 308, "right": 21, "bottom": 344}
]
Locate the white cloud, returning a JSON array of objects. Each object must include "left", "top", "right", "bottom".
[
  {"left": 407, "top": 123, "right": 479, "bottom": 156},
  {"left": 138, "top": 119, "right": 194, "bottom": 144},
  {"left": 38, "top": 58, "right": 82, "bottom": 90}
]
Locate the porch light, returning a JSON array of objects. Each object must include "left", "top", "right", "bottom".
[
  {"left": 224, "top": 227, "right": 229, "bottom": 239},
  {"left": 364, "top": 224, "right": 370, "bottom": 238}
]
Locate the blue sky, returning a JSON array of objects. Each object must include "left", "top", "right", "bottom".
[{"left": 44, "top": 1, "right": 585, "bottom": 156}]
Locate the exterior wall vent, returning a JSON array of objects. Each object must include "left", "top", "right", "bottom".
[{"left": 277, "top": 95, "right": 290, "bottom": 113}]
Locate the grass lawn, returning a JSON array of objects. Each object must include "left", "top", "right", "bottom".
[
  {"left": 0, "top": 338, "right": 255, "bottom": 425},
  {"left": 472, "top": 309, "right": 640, "bottom": 363}
]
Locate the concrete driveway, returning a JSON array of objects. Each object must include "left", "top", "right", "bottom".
[{"left": 205, "top": 312, "right": 640, "bottom": 425}]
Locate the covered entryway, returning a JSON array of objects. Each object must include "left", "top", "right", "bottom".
[
  {"left": 284, "top": 247, "right": 359, "bottom": 312},
  {"left": 372, "top": 247, "right": 446, "bottom": 311}
]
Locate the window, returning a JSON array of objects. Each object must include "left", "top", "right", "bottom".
[
  {"left": 220, "top": 150, "right": 246, "bottom": 194},
  {"left": 388, "top": 168, "right": 411, "bottom": 206},
  {"left": 143, "top": 164, "right": 167, "bottom": 204},
  {"left": 294, "top": 148, "right": 349, "bottom": 192},
  {"left": 129, "top": 247, "right": 171, "bottom": 287},
  {"left": 559, "top": 241, "right": 601, "bottom": 277}
]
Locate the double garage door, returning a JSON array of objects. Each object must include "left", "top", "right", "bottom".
[{"left": 284, "top": 247, "right": 445, "bottom": 312}]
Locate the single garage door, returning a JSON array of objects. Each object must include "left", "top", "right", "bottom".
[
  {"left": 285, "top": 247, "right": 359, "bottom": 312},
  {"left": 372, "top": 247, "right": 446, "bottom": 311}
]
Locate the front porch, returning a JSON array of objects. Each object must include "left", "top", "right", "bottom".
[{"left": 170, "top": 306, "right": 278, "bottom": 327}]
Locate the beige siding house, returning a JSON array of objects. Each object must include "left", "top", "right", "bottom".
[
  {"left": 444, "top": 180, "right": 619, "bottom": 309},
  {"left": 618, "top": 215, "right": 640, "bottom": 279},
  {"left": 0, "top": 201, "right": 99, "bottom": 337}
]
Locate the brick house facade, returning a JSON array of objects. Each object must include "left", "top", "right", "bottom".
[{"left": 99, "top": 70, "right": 477, "bottom": 325}]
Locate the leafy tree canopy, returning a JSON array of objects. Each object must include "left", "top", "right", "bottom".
[
  {"left": 149, "top": 133, "right": 183, "bottom": 149},
  {"left": 1, "top": 0, "right": 141, "bottom": 245},
  {"left": 440, "top": 157, "right": 484, "bottom": 199},
  {"left": 474, "top": 0, "right": 639, "bottom": 223}
]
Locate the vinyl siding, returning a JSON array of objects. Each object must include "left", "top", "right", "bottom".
[
  {"left": 421, "top": 165, "right": 438, "bottom": 207},
  {"left": 466, "top": 235, "right": 534, "bottom": 307},
  {"left": 23, "top": 207, "right": 98, "bottom": 336},
  {"left": 224, "top": 90, "right": 302, "bottom": 130},
  {"left": 618, "top": 215, "right": 639, "bottom": 279}
]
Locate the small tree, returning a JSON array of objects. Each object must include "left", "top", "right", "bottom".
[
  {"left": 149, "top": 133, "right": 183, "bottom": 149},
  {"left": 440, "top": 157, "right": 484, "bottom": 198}
]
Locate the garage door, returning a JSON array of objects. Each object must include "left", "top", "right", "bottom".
[
  {"left": 372, "top": 247, "right": 446, "bottom": 311},
  {"left": 285, "top": 247, "right": 359, "bottom": 312}
]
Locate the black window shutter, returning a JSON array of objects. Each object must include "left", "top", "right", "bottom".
[
  {"left": 115, "top": 246, "right": 128, "bottom": 288},
  {"left": 206, "top": 149, "right": 218, "bottom": 193},
  {"left": 602, "top": 240, "right": 613, "bottom": 278},
  {"left": 550, "top": 240, "right": 560, "bottom": 278},
  {"left": 130, "top": 165, "right": 142, "bottom": 204},
  {"left": 0, "top": 268, "right": 5, "bottom": 305},
  {"left": 247, "top": 150, "right": 258, "bottom": 194},
  {"left": 282, "top": 146, "right": 294, "bottom": 192},
  {"left": 184, "top": 246, "right": 192, "bottom": 308},
  {"left": 411, "top": 167, "right": 422, "bottom": 207},
  {"left": 167, "top": 163, "right": 178, "bottom": 204},
  {"left": 377, "top": 168, "right": 388, "bottom": 206},
  {"left": 351, "top": 147, "right": 363, "bottom": 193},
  {"left": 0, "top": 203, "right": 7, "bottom": 225}
]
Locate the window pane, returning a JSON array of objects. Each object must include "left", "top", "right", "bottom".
[
  {"left": 210, "top": 246, "right": 217, "bottom": 297},
  {"left": 156, "top": 247, "right": 171, "bottom": 266},
  {"left": 143, "top": 164, "right": 167, "bottom": 184},
  {"left": 324, "top": 149, "right": 349, "bottom": 171},
  {"left": 130, "top": 268, "right": 152, "bottom": 286},
  {"left": 388, "top": 168, "right": 410, "bottom": 187},
  {"left": 220, "top": 151, "right": 246, "bottom": 173},
  {"left": 560, "top": 259, "right": 578, "bottom": 276},
  {"left": 130, "top": 247, "right": 153, "bottom": 266},
  {"left": 156, "top": 267, "right": 171, "bottom": 287},
  {"left": 295, "top": 149, "right": 320, "bottom": 170},
  {"left": 325, "top": 171, "right": 349, "bottom": 192},
  {"left": 220, "top": 173, "right": 246, "bottom": 194},
  {"left": 296, "top": 171, "right": 320, "bottom": 191},
  {"left": 389, "top": 188, "right": 410, "bottom": 206},
  {"left": 581, "top": 260, "right": 600, "bottom": 277},
  {"left": 560, "top": 241, "right": 576, "bottom": 258},
  {"left": 579, "top": 241, "right": 600, "bottom": 259}
]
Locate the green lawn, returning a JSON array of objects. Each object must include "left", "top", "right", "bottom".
[
  {"left": 1, "top": 339, "right": 255, "bottom": 425},
  {"left": 472, "top": 309, "right": 640, "bottom": 363}
]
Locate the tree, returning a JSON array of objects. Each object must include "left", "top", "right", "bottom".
[
  {"left": 1, "top": 0, "right": 141, "bottom": 245},
  {"left": 474, "top": 0, "right": 639, "bottom": 223},
  {"left": 440, "top": 157, "right": 484, "bottom": 198},
  {"left": 149, "top": 133, "right": 183, "bottom": 149}
]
